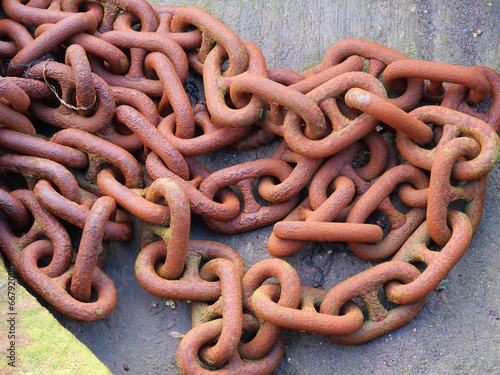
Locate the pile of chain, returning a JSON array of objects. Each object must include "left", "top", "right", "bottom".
[{"left": 0, "top": 0, "right": 499, "bottom": 373}]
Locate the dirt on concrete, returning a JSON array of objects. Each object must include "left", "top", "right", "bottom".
[{"left": 30, "top": 1, "right": 500, "bottom": 374}]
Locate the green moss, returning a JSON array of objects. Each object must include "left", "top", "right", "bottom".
[
  {"left": 268, "top": 0, "right": 282, "bottom": 14},
  {"left": 302, "top": 60, "right": 322, "bottom": 71},
  {"left": 404, "top": 41, "right": 421, "bottom": 59},
  {"left": 13, "top": 307, "right": 110, "bottom": 374},
  {"left": 0, "top": 355, "right": 8, "bottom": 369}
]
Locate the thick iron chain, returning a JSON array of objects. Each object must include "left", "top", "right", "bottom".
[{"left": 0, "top": 1, "right": 499, "bottom": 374}]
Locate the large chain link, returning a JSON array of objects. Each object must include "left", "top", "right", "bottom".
[{"left": 0, "top": 1, "right": 499, "bottom": 374}]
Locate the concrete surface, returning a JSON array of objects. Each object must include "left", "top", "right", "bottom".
[
  {"left": 3, "top": 0, "right": 500, "bottom": 374},
  {"left": 156, "top": 0, "right": 500, "bottom": 71}
]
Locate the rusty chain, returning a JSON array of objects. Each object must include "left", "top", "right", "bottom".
[{"left": 0, "top": 1, "right": 499, "bottom": 374}]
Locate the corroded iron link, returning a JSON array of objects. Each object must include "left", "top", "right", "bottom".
[
  {"left": 135, "top": 240, "right": 246, "bottom": 301},
  {"left": 0, "top": 1, "right": 499, "bottom": 373},
  {"left": 0, "top": 189, "right": 72, "bottom": 277},
  {"left": 0, "top": 154, "right": 81, "bottom": 202},
  {"left": 192, "top": 258, "right": 243, "bottom": 366},
  {"left": 139, "top": 178, "right": 190, "bottom": 279},
  {"left": 320, "top": 261, "right": 426, "bottom": 345},
  {"left": 345, "top": 164, "right": 430, "bottom": 261},
  {"left": 71, "top": 196, "right": 116, "bottom": 301},
  {"left": 18, "top": 240, "right": 117, "bottom": 321},
  {"left": 386, "top": 211, "right": 473, "bottom": 305},
  {"left": 199, "top": 159, "right": 302, "bottom": 234}
]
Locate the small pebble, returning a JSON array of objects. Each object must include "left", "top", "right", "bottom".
[
  {"left": 169, "top": 331, "right": 185, "bottom": 339},
  {"left": 123, "top": 364, "right": 129, "bottom": 371}
]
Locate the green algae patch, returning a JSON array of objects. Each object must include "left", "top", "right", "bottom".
[{"left": 0, "top": 258, "right": 112, "bottom": 375}]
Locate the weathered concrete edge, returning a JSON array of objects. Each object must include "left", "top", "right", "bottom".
[{"left": 0, "top": 256, "right": 112, "bottom": 375}]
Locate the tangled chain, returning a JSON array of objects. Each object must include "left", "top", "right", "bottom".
[{"left": 0, "top": 1, "right": 499, "bottom": 373}]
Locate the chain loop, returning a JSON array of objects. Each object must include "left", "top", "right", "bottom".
[
  {"left": 397, "top": 106, "right": 500, "bottom": 181},
  {"left": 71, "top": 196, "right": 116, "bottom": 301},
  {"left": 386, "top": 211, "right": 473, "bottom": 305},
  {"left": 252, "top": 283, "right": 364, "bottom": 336},
  {"left": 18, "top": 240, "right": 117, "bottom": 321},
  {"left": 0, "top": 190, "right": 72, "bottom": 277},
  {"left": 283, "top": 72, "right": 387, "bottom": 158},
  {"left": 200, "top": 159, "right": 301, "bottom": 234},
  {"left": 346, "top": 164, "right": 429, "bottom": 260},
  {"left": 320, "top": 261, "right": 425, "bottom": 344},
  {"left": 139, "top": 178, "right": 190, "bottom": 280}
]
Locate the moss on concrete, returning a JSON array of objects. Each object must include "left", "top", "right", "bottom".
[{"left": 0, "top": 258, "right": 112, "bottom": 375}]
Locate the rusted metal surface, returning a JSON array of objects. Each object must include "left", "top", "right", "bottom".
[
  {"left": 0, "top": 1, "right": 498, "bottom": 374},
  {"left": 70, "top": 196, "right": 116, "bottom": 301}
]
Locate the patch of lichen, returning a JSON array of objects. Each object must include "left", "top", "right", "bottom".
[{"left": 14, "top": 308, "right": 108, "bottom": 374}]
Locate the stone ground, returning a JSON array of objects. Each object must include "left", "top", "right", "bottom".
[{"left": 3, "top": 0, "right": 500, "bottom": 374}]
